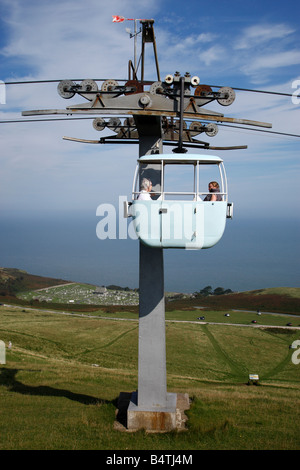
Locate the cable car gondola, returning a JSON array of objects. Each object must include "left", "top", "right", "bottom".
[{"left": 124, "top": 153, "right": 233, "bottom": 249}]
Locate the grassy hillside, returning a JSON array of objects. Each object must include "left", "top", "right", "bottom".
[
  {"left": 0, "top": 304, "right": 299, "bottom": 450},
  {"left": 245, "top": 287, "right": 300, "bottom": 298},
  {"left": 169, "top": 288, "right": 300, "bottom": 314},
  {"left": 0, "top": 267, "right": 70, "bottom": 296}
]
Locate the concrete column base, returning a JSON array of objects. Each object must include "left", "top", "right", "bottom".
[
  {"left": 114, "top": 391, "right": 190, "bottom": 432},
  {"left": 127, "top": 391, "right": 177, "bottom": 432}
]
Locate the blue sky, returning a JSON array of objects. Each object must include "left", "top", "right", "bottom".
[{"left": 0, "top": 0, "right": 299, "bottom": 290}]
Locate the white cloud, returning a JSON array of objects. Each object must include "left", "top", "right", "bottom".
[
  {"left": 196, "top": 33, "right": 217, "bottom": 43},
  {"left": 235, "top": 23, "right": 295, "bottom": 49},
  {"left": 242, "top": 50, "right": 300, "bottom": 73},
  {"left": 230, "top": 22, "right": 299, "bottom": 83},
  {"left": 1, "top": 0, "right": 160, "bottom": 80},
  {"left": 198, "top": 45, "right": 226, "bottom": 66}
]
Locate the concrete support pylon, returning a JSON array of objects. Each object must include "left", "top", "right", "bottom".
[{"left": 126, "top": 115, "right": 178, "bottom": 431}]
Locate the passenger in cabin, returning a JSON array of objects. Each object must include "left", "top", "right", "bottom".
[
  {"left": 204, "top": 181, "right": 222, "bottom": 201},
  {"left": 137, "top": 178, "right": 153, "bottom": 200}
]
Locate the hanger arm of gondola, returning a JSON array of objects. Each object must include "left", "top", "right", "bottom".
[
  {"left": 63, "top": 136, "right": 105, "bottom": 143},
  {"left": 63, "top": 134, "right": 247, "bottom": 150}
]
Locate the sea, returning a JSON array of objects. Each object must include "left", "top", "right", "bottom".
[{"left": 0, "top": 210, "right": 299, "bottom": 294}]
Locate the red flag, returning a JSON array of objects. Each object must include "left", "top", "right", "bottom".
[{"left": 112, "top": 15, "right": 125, "bottom": 23}]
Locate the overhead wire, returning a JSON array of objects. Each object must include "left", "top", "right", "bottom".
[
  {"left": 201, "top": 122, "right": 300, "bottom": 139},
  {"left": 2, "top": 78, "right": 296, "bottom": 97},
  {"left": 207, "top": 85, "right": 294, "bottom": 98}
]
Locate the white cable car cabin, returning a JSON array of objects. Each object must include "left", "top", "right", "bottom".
[{"left": 124, "top": 153, "right": 233, "bottom": 249}]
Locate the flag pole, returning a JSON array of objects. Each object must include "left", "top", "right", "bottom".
[{"left": 134, "top": 19, "right": 137, "bottom": 76}]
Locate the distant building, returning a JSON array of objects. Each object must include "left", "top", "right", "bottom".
[{"left": 93, "top": 287, "right": 107, "bottom": 295}]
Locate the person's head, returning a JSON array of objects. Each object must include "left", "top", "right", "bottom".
[
  {"left": 140, "top": 178, "right": 152, "bottom": 192},
  {"left": 208, "top": 181, "right": 220, "bottom": 192}
]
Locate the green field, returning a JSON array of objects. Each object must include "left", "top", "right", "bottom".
[{"left": 0, "top": 304, "right": 299, "bottom": 450}]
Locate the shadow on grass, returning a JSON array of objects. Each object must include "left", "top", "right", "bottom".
[{"left": 0, "top": 368, "right": 115, "bottom": 407}]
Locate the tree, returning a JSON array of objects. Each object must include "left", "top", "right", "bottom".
[
  {"left": 200, "top": 286, "right": 213, "bottom": 296},
  {"left": 213, "top": 287, "right": 225, "bottom": 295},
  {"left": 223, "top": 289, "right": 233, "bottom": 294}
]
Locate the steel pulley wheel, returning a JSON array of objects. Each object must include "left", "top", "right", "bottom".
[
  {"left": 217, "top": 87, "right": 235, "bottom": 106},
  {"left": 165, "top": 74, "right": 173, "bottom": 85},
  {"left": 149, "top": 81, "right": 165, "bottom": 95},
  {"left": 205, "top": 123, "right": 218, "bottom": 136},
  {"left": 57, "top": 80, "right": 76, "bottom": 99},
  {"left": 194, "top": 84, "right": 212, "bottom": 97},
  {"left": 107, "top": 117, "right": 121, "bottom": 133},
  {"left": 124, "top": 117, "right": 135, "bottom": 128},
  {"left": 189, "top": 121, "right": 203, "bottom": 135},
  {"left": 79, "top": 79, "right": 98, "bottom": 100},
  {"left": 92, "top": 117, "right": 106, "bottom": 131},
  {"left": 101, "top": 79, "right": 119, "bottom": 97},
  {"left": 124, "top": 80, "right": 143, "bottom": 95},
  {"left": 191, "top": 76, "right": 200, "bottom": 87}
]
